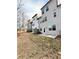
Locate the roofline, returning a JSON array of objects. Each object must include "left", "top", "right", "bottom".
[
  {"left": 41, "top": 0, "right": 51, "bottom": 10},
  {"left": 32, "top": 14, "right": 37, "bottom": 18},
  {"left": 41, "top": 0, "right": 61, "bottom": 10}
]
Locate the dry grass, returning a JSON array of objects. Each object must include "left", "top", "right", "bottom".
[
  {"left": 29, "top": 33, "right": 61, "bottom": 59},
  {"left": 17, "top": 31, "right": 61, "bottom": 59}
]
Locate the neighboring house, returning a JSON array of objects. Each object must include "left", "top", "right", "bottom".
[
  {"left": 27, "top": 20, "right": 32, "bottom": 32},
  {"left": 39, "top": 0, "right": 61, "bottom": 37},
  {"left": 32, "top": 14, "right": 40, "bottom": 34}
]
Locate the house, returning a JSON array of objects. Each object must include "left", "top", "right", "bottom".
[
  {"left": 32, "top": 14, "right": 41, "bottom": 34},
  {"left": 27, "top": 19, "right": 32, "bottom": 32},
  {"left": 39, "top": 0, "right": 61, "bottom": 38}
]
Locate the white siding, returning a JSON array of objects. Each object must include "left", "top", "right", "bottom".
[
  {"left": 32, "top": 15, "right": 40, "bottom": 33},
  {"left": 27, "top": 22, "right": 32, "bottom": 31},
  {"left": 39, "top": 0, "right": 61, "bottom": 37},
  {"left": 32, "top": 19, "right": 39, "bottom": 29}
]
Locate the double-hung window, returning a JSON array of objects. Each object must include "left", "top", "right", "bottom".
[
  {"left": 54, "top": 12, "right": 56, "bottom": 17},
  {"left": 42, "top": 10, "right": 44, "bottom": 14},
  {"left": 46, "top": 6, "right": 49, "bottom": 12}
]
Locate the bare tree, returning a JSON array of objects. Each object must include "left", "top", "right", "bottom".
[{"left": 17, "top": 0, "right": 27, "bottom": 30}]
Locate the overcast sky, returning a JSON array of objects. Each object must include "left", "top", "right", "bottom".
[
  {"left": 22, "top": 0, "right": 61, "bottom": 19},
  {"left": 24, "top": 0, "right": 48, "bottom": 19}
]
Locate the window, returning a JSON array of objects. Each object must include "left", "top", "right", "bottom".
[
  {"left": 42, "top": 20, "right": 44, "bottom": 23},
  {"left": 54, "top": 12, "right": 56, "bottom": 17},
  {"left": 42, "top": 10, "right": 44, "bottom": 14},
  {"left": 44, "top": 28, "right": 45, "bottom": 32},
  {"left": 49, "top": 28, "right": 52, "bottom": 31},
  {"left": 45, "top": 17, "right": 47, "bottom": 21},
  {"left": 46, "top": 6, "right": 49, "bottom": 12},
  {"left": 40, "top": 28, "right": 42, "bottom": 31},
  {"left": 52, "top": 25, "right": 56, "bottom": 31},
  {"left": 40, "top": 17, "right": 47, "bottom": 23}
]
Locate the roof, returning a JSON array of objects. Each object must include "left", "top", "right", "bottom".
[
  {"left": 41, "top": 0, "right": 51, "bottom": 10},
  {"left": 41, "top": 0, "right": 61, "bottom": 10},
  {"left": 32, "top": 14, "right": 37, "bottom": 18}
]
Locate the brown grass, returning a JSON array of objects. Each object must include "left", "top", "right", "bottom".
[{"left": 17, "top": 31, "right": 61, "bottom": 59}]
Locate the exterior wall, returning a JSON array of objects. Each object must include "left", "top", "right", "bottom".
[
  {"left": 32, "top": 19, "right": 39, "bottom": 29},
  {"left": 39, "top": 0, "right": 61, "bottom": 37},
  {"left": 27, "top": 22, "right": 32, "bottom": 32},
  {"left": 55, "top": 6, "right": 61, "bottom": 35},
  {"left": 32, "top": 15, "right": 40, "bottom": 33}
]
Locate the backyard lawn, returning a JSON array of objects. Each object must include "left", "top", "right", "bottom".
[{"left": 17, "top": 31, "right": 61, "bottom": 59}]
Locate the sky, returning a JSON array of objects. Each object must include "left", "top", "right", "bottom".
[{"left": 23, "top": 0, "right": 48, "bottom": 19}]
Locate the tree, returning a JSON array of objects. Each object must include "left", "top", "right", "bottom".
[{"left": 17, "top": 0, "right": 27, "bottom": 30}]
